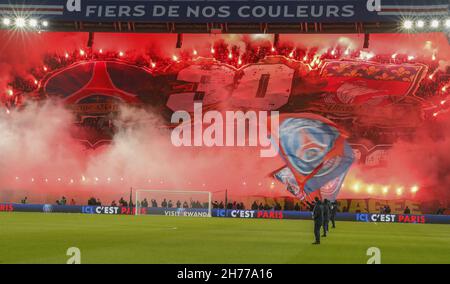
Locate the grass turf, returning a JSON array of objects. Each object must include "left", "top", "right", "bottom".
[{"left": 0, "top": 212, "right": 449, "bottom": 264}]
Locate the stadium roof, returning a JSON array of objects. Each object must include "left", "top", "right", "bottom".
[{"left": 0, "top": 0, "right": 448, "bottom": 34}]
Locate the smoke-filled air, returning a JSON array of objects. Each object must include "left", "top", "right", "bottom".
[{"left": 0, "top": 31, "right": 449, "bottom": 205}]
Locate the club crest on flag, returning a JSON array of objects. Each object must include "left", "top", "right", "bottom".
[
  {"left": 279, "top": 117, "right": 341, "bottom": 177},
  {"left": 272, "top": 113, "right": 354, "bottom": 200}
]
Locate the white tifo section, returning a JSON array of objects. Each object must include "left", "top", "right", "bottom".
[
  {"left": 166, "top": 63, "right": 295, "bottom": 112},
  {"left": 167, "top": 64, "right": 235, "bottom": 112},
  {"left": 135, "top": 190, "right": 212, "bottom": 217},
  {"left": 229, "top": 64, "right": 294, "bottom": 110}
]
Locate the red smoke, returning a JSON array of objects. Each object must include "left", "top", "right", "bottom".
[
  {"left": 0, "top": 30, "right": 449, "bottom": 205},
  {"left": 344, "top": 110, "right": 450, "bottom": 206}
]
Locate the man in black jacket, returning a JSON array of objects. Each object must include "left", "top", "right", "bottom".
[
  {"left": 404, "top": 206, "right": 411, "bottom": 214},
  {"left": 330, "top": 201, "right": 338, "bottom": 228},
  {"left": 322, "top": 199, "right": 330, "bottom": 237},
  {"left": 312, "top": 197, "right": 323, "bottom": 245}
]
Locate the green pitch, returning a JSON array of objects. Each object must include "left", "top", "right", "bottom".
[{"left": 0, "top": 212, "right": 449, "bottom": 264}]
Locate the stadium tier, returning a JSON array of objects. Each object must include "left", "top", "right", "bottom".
[
  {"left": 0, "top": 0, "right": 449, "bottom": 265},
  {"left": 0, "top": 0, "right": 449, "bottom": 34}
]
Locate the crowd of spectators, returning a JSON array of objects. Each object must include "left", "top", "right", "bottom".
[
  {"left": 380, "top": 205, "right": 392, "bottom": 214},
  {"left": 87, "top": 197, "right": 102, "bottom": 206}
]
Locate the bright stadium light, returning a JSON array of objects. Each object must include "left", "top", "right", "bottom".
[
  {"left": 403, "top": 20, "right": 413, "bottom": 29},
  {"left": 416, "top": 20, "right": 425, "bottom": 28},
  {"left": 411, "top": 185, "right": 419, "bottom": 193},
  {"left": 430, "top": 19, "right": 440, "bottom": 28},
  {"left": 28, "top": 18, "right": 38, "bottom": 28},
  {"left": 445, "top": 19, "right": 450, "bottom": 28},
  {"left": 2, "top": 18, "right": 11, "bottom": 26},
  {"left": 42, "top": 20, "right": 49, "bottom": 27},
  {"left": 15, "top": 17, "right": 26, "bottom": 28}
]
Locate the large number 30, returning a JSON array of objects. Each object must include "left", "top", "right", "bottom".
[{"left": 166, "top": 63, "right": 295, "bottom": 112}]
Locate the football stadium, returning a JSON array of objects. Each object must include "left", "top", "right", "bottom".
[{"left": 0, "top": 0, "right": 449, "bottom": 266}]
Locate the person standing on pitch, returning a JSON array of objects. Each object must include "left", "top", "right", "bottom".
[
  {"left": 330, "top": 201, "right": 338, "bottom": 228},
  {"left": 322, "top": 199, "right": 330, "bottom": 237},
  {"left": 312, "top": 197, "right": 323, "bottom": 245}
]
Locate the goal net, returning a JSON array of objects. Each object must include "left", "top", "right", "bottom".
[{"left": 135, "top": 190, "right": 212, "bottom": 217}]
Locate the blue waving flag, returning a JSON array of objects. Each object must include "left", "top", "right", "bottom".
[{"left": 272, "top": 113, "right": 354, "bottom": 201}]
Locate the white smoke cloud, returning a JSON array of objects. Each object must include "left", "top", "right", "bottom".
[{"left": 0, "top": 101, "right": 281, "bottom": 203}]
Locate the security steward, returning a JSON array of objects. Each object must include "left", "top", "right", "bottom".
[
  {"left": 312, "top": 197, "right": 323, "bottom": 245},
  {"left": 322, "top": 199, "right": 330, "bottom": 237},
  {"left": 330, "top": 201, "right": 338, "bottom": 228}
]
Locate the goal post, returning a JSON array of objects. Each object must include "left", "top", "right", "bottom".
[{"left": 135, "top": 189, "right": 212, "bottom": 217}]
